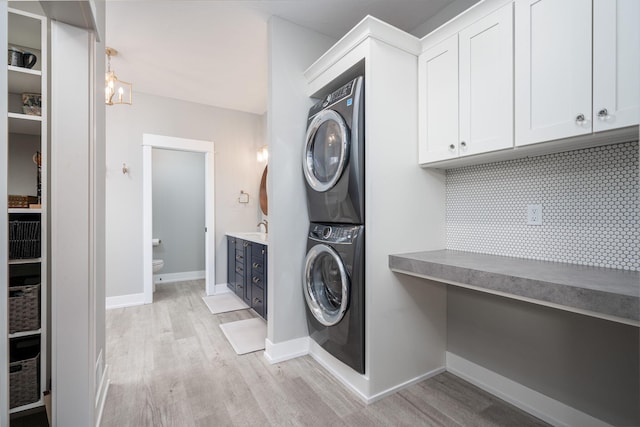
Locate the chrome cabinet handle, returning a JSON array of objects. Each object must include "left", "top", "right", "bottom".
[
  {"left": 253, "top": 297, "right": 261, "bottom": 304},
  {"left": 252, "top": 262, "right": 261, "bottom": 268},
  {"left": 243, "top": 242, "right": 249, "bottom": 247},
  {"left": 449, "top": 144, "right": 456, "bottom": 151},
  {"left": 252, "top": 277, "right": 261, "bottom": 284},
  {"left": 597, "top": 108, "right": 609, "bottom": 120},
  {"left": 460, "top": 141, "right": 467, "bottom": 148},
  {"left": 575, "top": 114, "right": 585, "bottom": 124}
]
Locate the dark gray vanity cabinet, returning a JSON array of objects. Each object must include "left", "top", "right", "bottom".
[
  {"left": 249, "top": 243, "right": 267, "bottom": 319},
  {"left": 226, "top": 236, "right": 267, "bottom": 320},
  {"left": 226, "top": 237, "right": 236, "bottom": 293}
]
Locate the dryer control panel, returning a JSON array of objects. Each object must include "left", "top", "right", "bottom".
[
  {"left": 308, "top": 76, "right": 360, "bottom": 118},
  {"left": 309, "top": 223, "right": 362, "bottom": 244}
]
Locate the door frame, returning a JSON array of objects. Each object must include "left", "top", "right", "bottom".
[{"left": 142, "top": 134, "right": 215, "bottom": 303}]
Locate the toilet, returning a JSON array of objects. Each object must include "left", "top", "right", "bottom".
[
  {"left": 152, "top": 238, "right": 164, "bottom": 273},
  {"left": 152, "top": 259, "right": 164, "bottom": 273}
]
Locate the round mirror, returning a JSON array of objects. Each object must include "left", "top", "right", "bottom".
[{"left": 259, "top": 166, "right": 268, "bottom": 215}]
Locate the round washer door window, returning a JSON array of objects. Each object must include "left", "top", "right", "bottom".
[
  {"left": 303, "top": 244, "right": 350, "bottom": 326},
  {"left": 303, "top": 109, "right": 349, "bottom": 192}
]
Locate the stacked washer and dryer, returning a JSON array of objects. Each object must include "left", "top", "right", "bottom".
[{"left": 302, "top": 76, "right": 365, "bottom": 374}]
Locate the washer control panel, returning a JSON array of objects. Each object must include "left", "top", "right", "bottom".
[{"left": 309, "top": 223, "right": 361, "bottom": 244}]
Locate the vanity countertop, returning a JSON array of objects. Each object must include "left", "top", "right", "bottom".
[
  {"left": 226, "top": 232, "right": 268, "bottom": 246},
  {"left": 389, "top": 249, "right": 639, "bottom": 326}
]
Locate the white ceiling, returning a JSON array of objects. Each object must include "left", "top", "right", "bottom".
[{"left": 106, "top": 0, "right": 472, "bottom": 115}]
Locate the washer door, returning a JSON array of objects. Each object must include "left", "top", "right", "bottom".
[
  {"left": 303, "top": 109, "right": 349, "bottom": 192},
  {"left": 303, "top": 244, "right": 350, "bottom": 326}
]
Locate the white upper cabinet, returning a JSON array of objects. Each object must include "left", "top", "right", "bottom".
[
  {"left": 419, "top": 35, "right": 459, "bottom": 163},
  {"left": 593, "top": 0, "right": 640, "bottom": 132},
  {"left": 419, "top": 3, "right": 513, "bottom": 164},
  {"left": 459, "top": 3, "right": 513, "bottom": 156},
  {"left": 515, "top": 0, "right": 592, "bottom": 146}
]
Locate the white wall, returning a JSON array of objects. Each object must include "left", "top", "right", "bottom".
[
  {"left": 152, "top": 148, "right": 205, "bottom": 275},
  {"left": 106, "top": 92, "right": 264, "bottom": 298},
  {"left": 266, "top": 17, "right": 335, "bottom": 345}
]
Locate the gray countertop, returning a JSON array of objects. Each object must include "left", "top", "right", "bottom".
[{"left": 389, "top": 250, "right": 639, "bottom": 326}]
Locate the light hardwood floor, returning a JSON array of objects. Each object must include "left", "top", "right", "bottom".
[{"left": 102, "top": 281, "right": 549, "bottom": 427}]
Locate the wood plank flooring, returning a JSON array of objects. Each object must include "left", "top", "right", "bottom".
[{"left": 101, "top": 280, "right": 550, "bottom": 427}]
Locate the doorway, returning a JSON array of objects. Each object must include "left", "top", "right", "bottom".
[{"left": 142, "top": 134, "right": 215, "bottom": 303}]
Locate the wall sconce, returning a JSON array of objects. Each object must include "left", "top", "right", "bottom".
[
  {"left": 105, "top": 47, "right": 132, "bottom": 106},
  {"left": 257, "top": 145, "right": 269, "bottom": 162}
]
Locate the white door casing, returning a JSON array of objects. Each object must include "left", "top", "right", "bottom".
[{"left": 142, "top": 134, "right": 215, "bottom": 303}]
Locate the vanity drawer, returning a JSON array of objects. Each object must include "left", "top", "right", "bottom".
[
  {"left": 250, "top": 273, "right": 264, "bottom": 290},
  {"left": 251, "top": 256, "right": 265, "bottom": 274},
  {"left": 251, "top": 282, "right": 265, "bottom": 319}
]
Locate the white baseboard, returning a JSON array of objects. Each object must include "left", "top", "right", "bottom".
[
  {"left": 264, "top": 337, "right": 310, "bottom": 364},
  {"left": 105, "top": 292, "right": 146, "bottom": 309},
  {"left": 213, "top": 283, "right": 231, "bottom": 295},
  {"left": 154, "top": 270, "right": 205, "bottom": 284},
  {"left": 367, "top": 366, "right": 445, "bottom": 404},
  {"left": 446, "top": 352, "right": 611, "bottom": 427},
  {"left": 95, "top": 364, "right": 110, "bottom": 427},
  {"left": 308, "top": 339, "right": 444, "bottom": 405}
]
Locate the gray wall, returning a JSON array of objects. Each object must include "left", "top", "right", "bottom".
[
  {"left": 266, "top": 17, "right": 335, "bottom": 343},
  {"left": 448, "top": 287, "right": 640, "bottom": 426},
  {"left": 106, "top": 92, "right": 264, "bottom": 298},
  {"left": 445, "top": 141, "right": 640, "bottom": 425},
  {"left": 8, "top": 133, "right": 40, "bottom": 197},
  {"left": 152, "top": 148, "right": 205, "bottom": 275}
]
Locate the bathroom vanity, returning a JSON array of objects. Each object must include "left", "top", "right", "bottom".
[{"left": 226, "top": 233, "right": 268, "bottom": 319}]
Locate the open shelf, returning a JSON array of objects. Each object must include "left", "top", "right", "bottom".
[
  {"left": 8, "top": 398, "right": 44, "bottom": 415},
  {"left": 8, "top": 258, "right": 42, "bottom": 265},
  {"left": 8, "top": 66, "right": 41, "bottom": 94},
  {"left": 8, "top": 112, "right": 41, "bottom": 135},
  {"left": 8, "top": 208, "right": 41, "bottom": 214},
  {"left": 9, "top": 329, "right": 41, "bottom": 339}
]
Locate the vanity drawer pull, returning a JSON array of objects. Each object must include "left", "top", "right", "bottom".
[
  {"left": 253, "top": 297, "right": 261, "bottom": 305},
  {"left": 252, "top": 277, "right": 261, "bottom": 284}
]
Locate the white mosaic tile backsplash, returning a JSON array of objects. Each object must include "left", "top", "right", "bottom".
[{"left": 446, "top": 141, "right": 639, "bottom": 271}]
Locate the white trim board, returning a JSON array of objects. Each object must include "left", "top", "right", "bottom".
[
  {"left": 264, "top": 337, "right": 310, "bottom": 364},
  {"left": 445, "top": 352, "right": 612, "bottom": 427},
  {"left": 94, "top": 365, "right": 110, "bottom": 427},
  {"left": 142, "top": 133, "right": 216, "bottom": 305},
  {"left": 154, "top": 270, "right": 205, "bottom": 284},
  {"left": 214, "top": 283, "right": 231, "bottom": 295},
  {"left": 105, "top": 293, "right": 145, "bottom": 310}
]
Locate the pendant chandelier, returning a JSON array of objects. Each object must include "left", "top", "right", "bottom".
[{"left": 105, "top": 47, "right": 132, "bottom": 106}]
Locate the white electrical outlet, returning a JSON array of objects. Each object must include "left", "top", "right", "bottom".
[{"left": 527, "top": 204, "right": 543, "bottom": 225}]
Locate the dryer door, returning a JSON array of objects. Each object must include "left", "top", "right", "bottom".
[
  {"left": 303, "top": 243, "right": 350, "bottom": 326},
  {"left": 303, "top": 109, "right": 350, "bottom": 192}
]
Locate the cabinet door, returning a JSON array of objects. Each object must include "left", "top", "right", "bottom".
[
  {"left": 419, "top": 34, "right": 459, "bottom": 163},
  {"left": 459, "top": 3, "right": 513, "bottom": 156},
  {"left": 226, "top": 237, "right": 235, "bottom": 292},
  {"left": 515, "top": 0, "right": 592, "bottom": 146},
  {"left": 593, "top": 0, "right": 640, "bottom": 132},
  {"left": 243, "top": 241, "right": 252, "bottom": 305}
]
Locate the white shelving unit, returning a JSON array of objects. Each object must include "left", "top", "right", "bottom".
[{"left": 3, "top": 6, "right": 48, "bottom": 419}]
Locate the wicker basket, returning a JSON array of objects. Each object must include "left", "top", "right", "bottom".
[
  {"left": 8, "top": 220, "right": 41, "bottom": 259},
  {"left": 9, "top": 353, "right": 40, "bottom": 409},
  {"left": 9, "top": 284, "right": 41, "bottom": 334}
]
